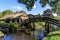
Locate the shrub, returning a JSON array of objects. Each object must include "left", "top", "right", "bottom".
[
  {"left": 10, "top": 22, "right": 19, "bottom": 28},
  {"left": 35, "top": 22, "right": 45, "bottom": 27},
  {"left": 19, "top": 25, "right": 26, "bottom": 29},
  {"left": 0, "top": 21, "right": 8, "bottom": 27},
  {"left": 43, "top": 29, "right": 60, "bottom": 40}
]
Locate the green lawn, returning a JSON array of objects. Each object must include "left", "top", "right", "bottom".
[{"left": 43, "top": 28, "right": 60, "bottom": 40}]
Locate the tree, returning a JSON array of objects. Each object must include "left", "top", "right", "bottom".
[
  {"left": 54, "top": 16, "right": 60, "bottom": 20},
  {"left": 19, "top": 10, "right": 26, "bottom": 14},
  {"left": 18, "top": 0, "right": 36, "bottom": 11},
  {"left": 2, "top": 10, "right": 13, "bottom": 16},
  {"left": 18, "top": 0, "right": 60, "bottom": 14},
  {"left": 43, "top": 9, "right": 54, "bottom": 18},
  {"left": 0, "top": 12, "right": 3, "bottom": 18}
]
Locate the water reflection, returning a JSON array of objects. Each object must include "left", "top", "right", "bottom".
[
  {"left": 1, "top": 30, "right": 45, "bottom": 40},
  {"left": 1, "top": 34, "right": 14, "bottom": 40},
  {"left": 35, "top": 30, "right": 45, "bottom": 40}
]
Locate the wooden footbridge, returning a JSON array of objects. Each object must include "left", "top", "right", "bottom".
[
  {"left": 21, "top": 15, "right": 60, "bottom": 33},
  {"left": 0, "top": 14, "right": 60, "bottom": 34}
]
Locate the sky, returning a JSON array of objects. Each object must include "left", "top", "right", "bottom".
[{"left": 0, "top": 0, "right": 57, "bottom": 16}]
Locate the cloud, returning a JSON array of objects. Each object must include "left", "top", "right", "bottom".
[
  {"left": 46, "top": 6, "right": 51, "bottom": 9},
  {"left": 11, "top": 6, "right": 23, "bottom": 10},
  {"left": 53, "top": 13, "right": 57, "bottom": 16},
  {"left": 33, "top": 4, "right": 36, "bottom": 9},
  {"left": 45, "top": 6, "right": 52, "bottom": 9}
]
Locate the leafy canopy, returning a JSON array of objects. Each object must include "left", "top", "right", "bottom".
[
  {"left": 2, "top": 10, "right": 13, "bottom": 16},
  {"left": 18, "top": 0, "right": 60, "bottom": 14}
]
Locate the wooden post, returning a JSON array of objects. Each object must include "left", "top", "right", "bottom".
[
  {"left": 49, "top": 23, "right": 51, "bottom": 32},
  {"left": 45, "top": 22, "right": 47, "bottom": 32},
  {"left": 15, "top": 19, "right": 18, "bottom": 24},
  {"left": 47, "top": 22, "right": 50, "bottom": 34},
  {"left": 32, "top": 22, "right": 35, "bottom": 31},
  {"left": 19, "top": 19, "right": 22, "bottom": 25},
  {"left": 10, "top": 19, "right": 12, "bottom": 23},
  {"left": 14, "top": 18, "right": 18, "bottom": 31},
  {"left": 45, "top": 22, "right": 50, "bottom": 35},
  {"left": 31, "top": 22, "right": 35, "bottom": 37}
]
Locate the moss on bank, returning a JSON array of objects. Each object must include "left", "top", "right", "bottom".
[
  {"left": 0, "top": 31, "right": 4, "bottom": 37},
  {"left": 43, "top": 28, "right": 60, "bottom": 40}
]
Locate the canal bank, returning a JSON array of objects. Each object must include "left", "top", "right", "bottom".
[{"left": 0, "top": 31, "right": 4, "bottom": 38}]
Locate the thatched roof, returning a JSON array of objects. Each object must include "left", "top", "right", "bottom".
[{"left": 0, "top": 12, "right": 27, "bottom": 20}]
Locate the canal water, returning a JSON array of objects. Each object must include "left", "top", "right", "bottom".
[
  {"left": 0, "top": 29, "right": 45, "bottom": 40},
  {"left": 0, "top": 24, "right": 58, "bottom": 40}
]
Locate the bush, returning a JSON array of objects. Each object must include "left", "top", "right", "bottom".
[
  {"left": 10, "top": 22, "right": 19, "bottom": 28},
  {"left": 0, "top": 21, "right": 8, "bottom": 27},
  {"left": 19, "top": 25, "right": 26, "bottom": 29},
  {"left": 10, "top": 23, "right": 27, "bottom": 29},
  {"left": 43, "top": 29, "right": 60, "bottom": 40},
  {"left": 35, "top": 22, "right": 45, "bottom": 27}
]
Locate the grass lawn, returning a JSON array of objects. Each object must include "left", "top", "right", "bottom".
[{"left": 43, "top": 28, "right": 60, "bottom": 40}]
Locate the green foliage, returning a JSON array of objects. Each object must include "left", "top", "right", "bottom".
[
  {"left": 43, "top": 9, "right": 54, "bottom": 18},
  {"left": 19, "top": 25, "right": 26, "bottom": 29},
  {"left": 0, "top": 21, "right": 8, "bottom": 27},
  {"left": 10, "top": 23, "right": 26, "bottom": 29},
  {"left": 10, "top": 23, "right": 19, "bottom": 28},
  {"left": 54, "top": 16, "right": 60, "bottom": 20},
  {"left": 35, "top": 22, "right": 45, "bottom": 27},
  {"left": 0, "top": 12, "right": 3, "bottom": 18},
  {"left": 40, "top": 0, "right": 60, "bottom": 14},
  {"left": 54, "top": 16, "right": 60, "bottom": 27},
  {"left": 44, "top": 28, "right": 60, "bottom": 40},
  {"left": 0, "top": 21, "right": 29, "bottom": 29},
  {"left": 26, "top": 25, "right": 32, "bottom": 29},
  {"left": 18, "top": 0, "right": 60, "bottom": 14},
  {"left": 39, "top": 0, "right": 48, "bottom": 7},
  {"left": 2, "top": 10, "right": 13, "bottom": 16},
  {"left": 18, "top": 0, "right": 36, "bottom": 10}
]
